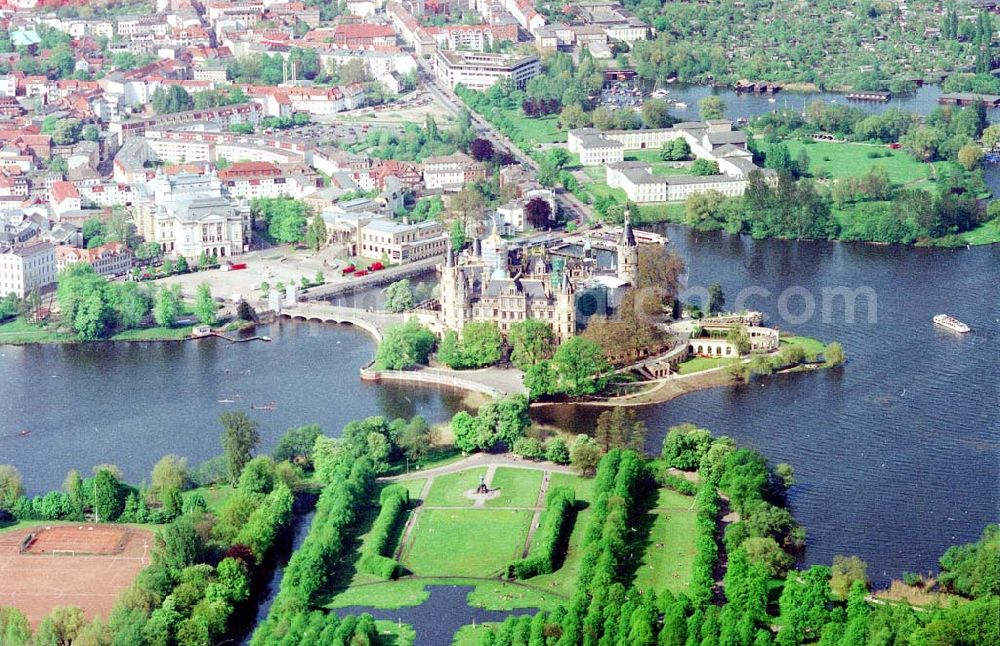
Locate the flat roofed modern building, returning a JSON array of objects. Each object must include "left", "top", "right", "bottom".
[{"left": 433, "top": 50, "right": 541, "bottom": 91}]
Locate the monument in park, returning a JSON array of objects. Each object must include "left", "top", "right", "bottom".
[{"left": 476, "top": 475, "right": 489, "bottom": 495}]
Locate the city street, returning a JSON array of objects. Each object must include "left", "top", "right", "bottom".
[{"left": 415, "top": 61, "right": 592, "bottom": 223}]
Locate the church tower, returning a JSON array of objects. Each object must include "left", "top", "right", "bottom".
[{"left": 617, "top": 206, "right": 639, "bottom": 286}]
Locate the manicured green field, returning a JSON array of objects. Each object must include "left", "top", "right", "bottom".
[
  {"left": 624, "top": 149, "right": 669, "bottom": 164},
  {"left": 423, "top": 467, "right": 489, "bottom": 507},
  {"left": 391, "top": 479, "right": 428, "bottom": 502},
  {"left": 328, "top": 578, "right": 432, "bottom": 609},
  {"left": 453, "top": 623, "right": 502, "bottom": 645},
  {"left": 783, "top": 140, "right": 942, "bottom": 185},
  {"left": 328, "top": 576, "right": 564, "bottom": 612},
  {"left": 781, "top": 335, "right": 827, "bottom": 358},
  {"left": 546, "top": 473, "right": 594, "bottom": 503},
  {"left": 402, "top": 509, "right": 532, "bottom": 577},
  {"left": 651, "top": 164, "right": 694, "bottom": 176},
  {"left": 484, "top": 468, "right": 544, "bottom": 508},
  {"left": 586, "top": 179, "right": 628, "bottom": 203},
  {"left": 376, "top": 620, "right": 415, "bottom": 646},
  {"left": 634, "top": 509, "right": 698, "bottom": 596},
  {"left": 676, "top": 356, "right": 739, "bottom": 375},
  {"left": 501, "top": 109, "right": 567, "bottom": 145},
  {"left": 655, "top": 487, "right": 697, "bottom": 511},
  {"left": 963, "top": 217, "right": 1000, "bottom": 245}
]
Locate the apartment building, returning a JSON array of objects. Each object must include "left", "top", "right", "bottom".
[
  {"left": 359, "top": 219, "right": 448, "bottom": 263},
  {"left": 55, "top": 241, "right": 134, "bottom": 277},
  {"left": 423, "top": 152, "right": 487, "bottom": 190},
  {"left": 0, "top": 242, "right": 57, "bottom": 297}
]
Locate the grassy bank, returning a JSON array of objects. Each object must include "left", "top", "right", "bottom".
[
  {"left": 782, "top": 140, "right": 944, "bottom": 185},
  {"left": 0, "top": 319, "right": 74, "bottom": 344}
]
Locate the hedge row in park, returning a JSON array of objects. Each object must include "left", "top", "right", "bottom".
[
  {"left": 252, "top": 456, "right": 375, "bottom": 645},
  {"left": 689, "top": 483, "right": 721, "bottom": 607},
  {"left": 507, "top": 486, "right": 575, "bottom": 580},
  {"left": 357, "top": 484, "right": 409, "bottom": 580}
]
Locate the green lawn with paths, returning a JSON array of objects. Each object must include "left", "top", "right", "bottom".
[
  {"left": 484, "top": 468, "right": 543, "bottom": 508},
  {"left": 423, "top": 467, "right": 489, "bottom": 507},
  {"left": 402, "top": 509, "right": 532, "bottom": 577}
]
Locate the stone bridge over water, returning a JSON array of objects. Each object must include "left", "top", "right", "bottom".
[{"left": 279, "top": 302, "right": 404, "bottom": 342}]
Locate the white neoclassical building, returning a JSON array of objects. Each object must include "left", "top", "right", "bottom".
[{"left": 136, "top": 170, "right": 251, "bottom": 260}]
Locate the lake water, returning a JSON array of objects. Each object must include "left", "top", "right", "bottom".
[
  {"left": 657, "top": 83, "right": 982, "bottom": 122},
  {"left": 538, "top": 226, "right": 1000, "bottom": 582},
  {"left": 0, "top": 321, "right": 470, "bottom": 493},
  {"left": 1, "top": 231, "right": 997, "bottom": 585}
]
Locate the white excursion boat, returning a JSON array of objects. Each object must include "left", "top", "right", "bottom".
[{"left": 933, "top": 314, "right": 970, "bottom": 333}]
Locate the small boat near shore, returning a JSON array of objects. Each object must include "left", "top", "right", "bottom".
[{"left": 933, "top": 314, "right": 970, "bottom": 333}]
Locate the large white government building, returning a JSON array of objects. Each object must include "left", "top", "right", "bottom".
[{"left": 568, "top": 120, "right": 776, "bottom": 203}]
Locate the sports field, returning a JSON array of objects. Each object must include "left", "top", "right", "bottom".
[{"left": 0, "top": 524, "right": 153, "bottom": 626}]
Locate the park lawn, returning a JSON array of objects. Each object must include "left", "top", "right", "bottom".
[
  {"left": 423, "top": 467, "right": 489, "bottom": 507},
  {"left": 484, "top": 468, "right": 544, "bottom": 508},
  {"left": 390, "top": 478, "right": 428, "bottom": 502},
  {"left": 655, "top": 487, "right": 697, "bottom": 511},
  {"left": 624, "top": 149, "right": 669, "bottom": 164},
  {"left": 522, "top": 507, "right": 591, "bottom": 599},
  {"left": 0, "top": 319, "right": 73, "bottom": 344},
  {"left": 327, "top": 576, "right": 564, "bottom": 612},
  {"left": 453, "top": 623, "right": 502, "bottom": 646},
  {"left": 382, "top": 446, "right": 465, "bottom": 477},
  {"left": 402, "top": 509, "right": 532, "bottom": 577},
  {"left": 328, "top": 578, "right": 431, "bottom": 609},
  {"left": 634, "top": 508, "right": 698, "bottom": 596},
  {"left": 963, "top": 217, "right": 1000, "bottom": 245},
  {"left": 183, "top": 484, "right": 237, "bottom": 514},
  {"left": 676, "top": 356, "right": 740, "bottom": 375},
  {"left": 375, "top": 620, "right": 415, "bottom": 646},
  {"left": 651, "top": 163, "right": 694, "bottom": 177},
  {"left": 783, "top": 140, "right": 941, "bottom": 185},
  {"left": 501, "top": 109, "right": 567, "bottom": 145},
  {"left": 546, "top": 472, "right": 594, "bottom": 503},
  {"left": 585, "top": 179, "right": 628, "bottom": 203},
  {"left": 781, "top": 335, "right": 827, "bottom": 358}
]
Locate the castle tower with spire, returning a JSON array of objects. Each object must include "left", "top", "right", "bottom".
[
  {"left": 617, "top": 206, "right": 639, "bottom": 286},
  {"left": 439, "top": 247, "right": 471, "bottom": 330}
]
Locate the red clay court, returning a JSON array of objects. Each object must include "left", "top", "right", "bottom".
[{"left": 0, "top": 524, "right": 153, "bottom": 627}]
